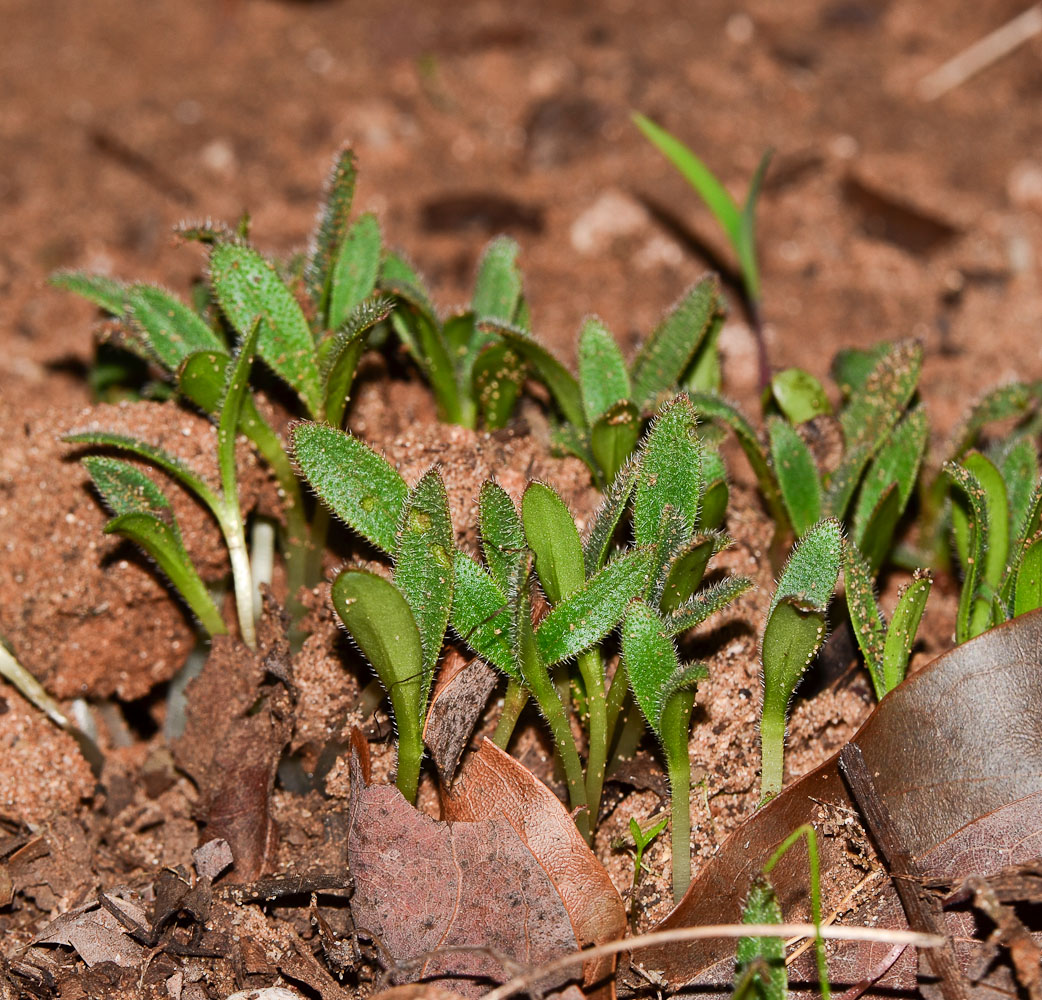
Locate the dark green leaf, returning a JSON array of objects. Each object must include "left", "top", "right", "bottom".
[
  {"left": 945, "top": 461, "right": 990, "bottom": 643},
  {"left": 450, "top": 552, "right": 517, "bottom": 679},
  {"left": 535, "top": 549, "right": 653, "bottom": 666},
  {"left": 127, "top": 284, "right": 224, "bottom": 372},
  {"left": 216, "top": 316, "right": 260, "bottom": 502},
  {"left": 842, "top": 540, "right": 885, "bottom": 697},
  {"left": 306, "top": 147, "right": 358, "bottom": 324},
  {"left": 999, "top": 436, "right": 1039, "bottom": 547},
  {"left": 478, "top": 481, "right": 525, "bottom": 594},
  {"left": 664, "top": 575, "right": 752, "bottom": 635},
  {"left": 767, "top": 417, "right": 821, "bottom": 537},
  {"left": 659, "top": 531, "right": 726, "bottom": 612},
  {"left": 209, "top": 243, "right": 323, "bottom": 417},
  {"left": 329, "top": 212, "right": 381, "bottom": 331},
  {"left": 735, "top": 877, "right": 786, "bottom": 1000},
  {"left": 683, "top": 304, "right": 725, "bottom": 394},
  {"left": 583, "top": 457, "right": 640, "bottom": 576},
  {"left": 591, "top": 400, "right": 641, "bottom": 486},
  {"left": 472, "top": 342, "right": 525, "bottom": 430},
  {"left": 829, "top": 343, "right": 890, "bottom": 400},
  {"left": 838, "top": 339, "right": 922, "bottom": 455},
  {"left": 854, "top": 483, "right": 902, "bottom": 579},
  {"left": 292, "top": 422, "right": 407, "bottom": 554},
  {"left": 178, "top": 350, "right": 230, "bottom": 413},
  {"left": 882, "top": 571, "right": 931, "bottom": 692},
  {"left": 1014, "top": 535, "right": 1042, "bottom": 618},
  {"left": 321, "top": 295, "right": 394, "bottom": 427}
]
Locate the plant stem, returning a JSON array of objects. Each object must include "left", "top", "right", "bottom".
[
  {"left": 576, "top": 650, "right": 607, "bottom": 826},
  {"left": 223, "top": 507, "right": 257, "bottom": 650},
  {"left": 518, "top": 608, "right": 590, "bottom": 843},
  {"left": 492, "top": 678, "right": 528, "bottom": 749},
  {"left": 304, "top": 504, "right": 332, "bottom": 588},
  {"left": 604, "top": 658, "right": 629, "bottom": 748},
  {"left": 759, "top": 697, "right": 786, "bottom": 803},
  {"left": 395, "top": 722, "right": 423, "bottom": 804},
  {"left": 662, "top": 691, "right": 695, "bottom": 903}
]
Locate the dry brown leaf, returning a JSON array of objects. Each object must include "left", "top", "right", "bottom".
[
  {"left": 348, "top": 749, "right": 579, "bottom": 997},
  {"left": 443, "top": 739, "right": 626, "bottom": 995},
  {"left": 636, "top": 611, "right": 1042, "bottom": 996}
]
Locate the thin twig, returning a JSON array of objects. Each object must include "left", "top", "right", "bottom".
[
  {"left": 480, "top": 923, "right": 944, "bottom": 1000},
  {"left": 918, "top": 4, "right": 1042, "bottom": 100}
]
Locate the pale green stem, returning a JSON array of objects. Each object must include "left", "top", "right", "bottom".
[
  {"left": 223, "top": 508, "right": 257, "bottom": 650},
  {"left": 759, "top": 697, "right": 787, "bottom": 804},
  {"left": 492, "top": 678, "right": 529, "bottom": 749},
  {"left": 604, "top": 659, "right": 629, "bottom": 749},
  {"left": 576, "top": 650, "right": 607, "bottom": 828},
  {"left": 662, "top": 692, "right": 695, "bottom": 903}
]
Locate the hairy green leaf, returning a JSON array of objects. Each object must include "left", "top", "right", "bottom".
[
  {"left": 838, "top": 339, "right": 922, "bottom": 455},
  {"left": 591, "top": 400, "right": 641, "bottom": 486},
  {"left": 947, "top": 381, "right": 1042, "bottom": 462},
  {"left": 50, "top": 271, "right": 127, "bottom": 315},
  {"left": 1014, "top": 535, "right": 1042, "bottom": 618},
  {"left": 210, "top": 243, "right": 323, "bottom": 417},
  {"left": 769, "top": 368, "right": 831, "bottom": 424},
  {"left": 478, "top": 481, "right": 525, "bottom": 593},
  {"left": 659, "top": 531, "right": 730, "bottom": 612},
  {"left": 522, "top": 482, "right": 584, "bottom": 605},
  {"left": 578, "top": 317, "right": 630, "bottom": 424},
  {"left": 292, "top": 422, "right": 407, "bottom": 555},
  {"left": 735, "top": 877, "right": 787, "bottom": 1000},
  {"left": 664, "top": 574, "right": 752, "bottom": 635},
  {"left": 472, "top": 342, "right": 525, "bottom": 430},
  {"left": 946, "top": 461, "right": 991, "bottom": 643},
  {"left": 472, "top": 236, "right": 523, "bottom": 323},
  {"left": 842, "top": 540, "right": 885, "bottom": 697},
  {"left": 450, "top": 552, "right": 516, "bottom": 679},
  {"left": 767, "top": 417, "right": 821, "bottom": 537},
  {"left": 583, "top": 457, "right": 640, "bottom": 576},
  {"left": 127, "top": 284, "right": 224, "bottom": 373},
  {"left": 535, "top": 549, "right": 653, "bottom": 666},
  {"left": 329, "top": 212, "right": 381, "bottom": 332},
  {"left": 307, "top": 147, "right": 358, "bottom": 324},
  {"left": 882, "top": 571, "right": 931, "bottom": 692}
]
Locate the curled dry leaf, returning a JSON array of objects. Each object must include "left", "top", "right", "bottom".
[
  {"left": 443, "top": 739, "right": 626, "bottom": 995},
  {"left": 422, "top": 649, "right": 498, "bottom": 784},
  {"left": 636, "top": 610, "right": 1042, "bottom": 995}
]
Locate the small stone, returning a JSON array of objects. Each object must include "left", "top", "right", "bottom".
[{"left": 569, "top": 190, "right": 649, "bottom": 255}]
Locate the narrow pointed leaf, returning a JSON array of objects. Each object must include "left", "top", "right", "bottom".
[
  {"left": 630, "top": 277, "right": 719, "bottom": 408},
  {"left": 822, "top": 440, "right": 873, "bottom": 521},
  {"left": 699, "top": 446, "right": 729, "bottom": 531},
  {"left": 380, "top": 249, "right": 436, "bottom": 318},
  {"left": 393, "top": 471, "right": 454, "bottom": 704},
  {"left": 583, "top": 457, "right": 640, "bottom": 576},
  {"left": 321, "top": 295, "right": 394, "bottom": 426},
  {"left": 946, "top": 380, "right": 1042, "bottom": 462},
  {"left": 961, "top": 451, "right": 1008, "bottom": 593},
  {"left": 855, "top": 483, "right": 902, "bottom": 578},
  {"left": 535, "top": 549, "right": 653, "bottom": 667},
  {"left": 216, "top": 317, "right": 260, "bottom": 503},
  {"left": 767, "top": 417, "right": 821, "bottom": 537},
  {"left": 659, "top": 532, "right": 727, "bottom": 612},
  {"left": 842, "top": 540, "right": 885, "bottom": 697},
  {"left": 471, "top": 236, "right": 522, "bottom": 322},
  {"left": 999, "top": 436, "right": 1039, "bottom": 547},
  {"left": 478, "top": 481, "right": 525, "bottom": 593},
  {"left": 329, "top": 212, "right": 381, "bottom": 331},
  {"left": 292, "top": 422, "right": 407, "bottom": 554},
  {"left": 665, "top": 575, "right": 752, "bottom": 635},
  {"left": 1014, "top": 535, "right": 1042, "bottom": 618},
  {"left": 210, "top": 243, "right": 323, "bottom": 417},
  {"left": 127, "top": 284, "right": 224, "bottom": 372},
  {"left": 578, "top": 317, "right": 630, "bottom": 424},
  {"left": 838, "top": 339, "right": 922, "bottom": 454},
  {"left": 634, "top": 395, "right": 703, "bottom": 547},
  {"left": 683, "top": 304, "right": 725, "bottom": 394},
  {"left": 945, "top": 461, "right": 990, "bottom": 643},
  {"left": 450, "top": 552, "right": 517, "bottom": 679},
  {"left": 591, "top": 400, "right": 641, "bottom": 486},
  {"left": 49, "top": 271, "right": 126, "bottom": 315},
  {"left": 736, "top": 149, "right": 771, "bottom": 303},
  {"left": 882, "top": 571, "right": 931, "bottom": 692},
  {"left": 522, "top": 482, "right": 584, "bottom": 605},
  {"left": 306, "top": 147, "right": 358, "bottom": 324}
]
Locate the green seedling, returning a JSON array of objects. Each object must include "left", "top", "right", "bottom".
[
  {"left": 759, "top": 518, "right": 842, "bottom": 803},
  {"left": 694, "top": 340, "right": 926, "bottom": 570},
  {"left": 944, "top": 441, "right": 1042, "bottom": 643},
  {"left": 627, "top": 814, "right": 669, "bottom": 892},
  {"left": 633, "top": 111, "right": 771, "bottom": 387},
  {"left": 735, "top": 825, "right": 829, "bottom": 1000},
  {"left": 53, "top": 147, "right": 391, "bottom": 604},
  {"left": 478, "top": 276, "right": 727, "bottom": 487},
  {"left": 378, "top": 236, "right": 529, "bottom": 430},
  {"left": 67, "top": 320, "right": 262, "bottom": 648},
  {"left": 843, "top": 540, "right": 932, "bottom": 699}
]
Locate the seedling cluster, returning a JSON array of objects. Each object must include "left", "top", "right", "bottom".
[{"left": 48, "top": 147, "right": 1042, "bottom": 915}]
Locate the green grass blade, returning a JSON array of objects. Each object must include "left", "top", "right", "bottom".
[
  {"left": 535, "top": 548, "right": 653, "bottom": 666},
  {"left": 767, "top": 417, "right": 821, "bottom": 537},
  {"left": 291, "top": 421, "right": 407, "bottom": 555},
  {"left": 127, "top": 283, "right": 224, "bottom": 372},
  {"left": 329, "top": 212, "right": 381, "bottom": 331},
  {"left": 522, "top": 482, "right": 584, "bottom": 605},
  {"left": 630, "top": 277, "right": 720, "bottom": 409},
  {"left": 450, "top": 552, "right": 517, "bottom": 679},
  {"left": 632, "top": 113, "right": 741, "bottom": 245},
  {"left": 736, "top": 148, "right": 771, "bottom": 304},
  {"left": 882, "top": 571, "right": 931, "bottom": 692},
  {"left": 306, "top": 146, "right": 359, "bottom": 326},
  {"left": 578, "top": 316, "right": 630, "bottom": 424},
  {"left": 209, "top": 242, "right": 324, "bottom": 418},
  {"left": 393, "top": 470, "right": 454, "bottom": 705}
]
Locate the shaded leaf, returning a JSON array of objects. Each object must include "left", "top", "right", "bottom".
[
  {"left": 591, "top": 400, "right": 641, "bottom": 486},
  {"left": 522, "top": 481, "right": 584, "bottom": 605},
  {"left": 472, "top": 342, "right": 525, "bottom": 430},
  {"left": 478, "top": 481, "right": 526, "bottom": 594},
  {"left": 583, "top": 457, "right": 640, "bottom": 576}
]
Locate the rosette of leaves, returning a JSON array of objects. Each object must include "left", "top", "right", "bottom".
[
  {"left": 474, "top": 276, "right": 727, "bottom": 488},
  {"left": 620, "top": 396, "right": 753, "bottom": 900},
  {"left": 67, "top": 320, "right": 262, "bottom": 649},
  {"left": 377, "top": 236, "right": 530, "bottom": 430},
  {"left": 52, "top": 147, "right": 392, "bottom": 599},
  {"left": 693, "top": 340, "right": 927, "bottom": 572},
  {"left": 759, "top": 518, "right": 842, "bottom": 802},
  {"left": 290, "top": 421, "right": 453, "bottom": 803}
]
